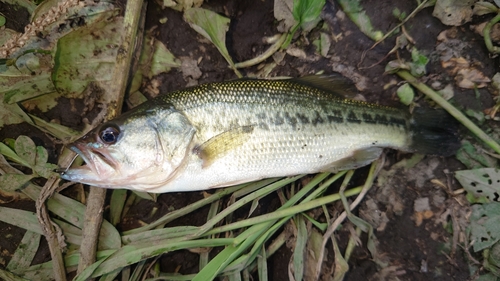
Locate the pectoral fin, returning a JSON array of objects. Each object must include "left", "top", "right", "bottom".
[
  {"left": 321, "top": 147, "right": 383, "bottom": 172},
  {"left": 194, "top": 125, "right": 255, "bottom": 168}
]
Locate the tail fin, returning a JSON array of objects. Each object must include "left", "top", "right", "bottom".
[{"left": 409, "top": 108, "right": 461, "bottom": 156}]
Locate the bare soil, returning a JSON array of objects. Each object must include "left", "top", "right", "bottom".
[{"left": 1, "top": 0, "right": 495, "bottom": 280}]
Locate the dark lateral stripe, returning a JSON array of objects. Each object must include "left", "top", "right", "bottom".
[
  {"left": 327, "top": 115, "right": 343, "bottom": 123},
  {"left": 389, "top": 116, "right": 406, "bottom": 127},
  {"left": 274, "top": 112, "right": 285, "bottom": 125},
  {"left": 296, "top": 113, "right": 310, "bottom": 124},
  {"left": 331, "top": 109, "right": 343, "bottom": 117},
  {"left": 312, "top": 111, "right": 324, "bottom": 126},
  {"left": 284, "top": 112, "right": 298, "bottom": 128},
  {"left": 374, "top": 114, "right": 388, "bottom": 124},
  {"left": 362, "top": 113, "right": 376, "bottom": 124},
  {"left": 347, "top": 111, "right": 362, "bottom": 124}
]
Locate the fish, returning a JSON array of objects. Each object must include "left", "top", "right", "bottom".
[{"left": 59, "top": 76, "right": 460, "bottom": 193}]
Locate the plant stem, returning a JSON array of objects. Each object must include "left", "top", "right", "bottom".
[
  {"left": 234, "top": 34, "right": 286, "bottom": 69},
  {"left": 484, "top": 13, "right": 500, "bottom": 54}
]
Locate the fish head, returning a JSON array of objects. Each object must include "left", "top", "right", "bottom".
[{"left": 60, "top": 107, "right": 196, "bottom": 191}]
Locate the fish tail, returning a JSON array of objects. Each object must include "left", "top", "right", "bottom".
[{"left": 408, "top": 108, "right": 461, "bottom": 156}]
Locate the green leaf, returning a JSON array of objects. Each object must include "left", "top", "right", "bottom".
[
  {"left": 33, "top": 163, "right": 58, "bottom": 179},
  {"left": 1, "top": 53, "right": 56, "bottom": 104},
  {"left": 293, "top": 0, "right": 326, "bottom": 32},
  {"left": 183, "top": 8, "right": 240, "bottom": 77},
  {"left": 148, "top": 40, "right": 181, "bottom": 78},
  {"left": 29, "top": 114, "right": 81, "bottom": 140},
  {"left": 0, "top": 94, "right": 33, "bottom": 130},
  {"left": 455, "top": 141, "right": 497, "bottom": 169},
  {"left": 396, "top": 83, "right": 414, "bottom": 105},
  {"left": 35, "top": 146, "right": 48, "bottom": 166},
  {"left": 52, "top": 16, "right": 123, "bottom": 96},
  {"left": 0, "top": 174, "right": 35, "bottom": 191},
  {"left": 455, "top": 168, "right": 500, "bottom": 202},
  {"left": 0, "top": 28, "right": 18, "bottom": 47},
  {"left": 14, "top": 136, "right": 36, "bottom": 167},
  {"left": 0, "top": 15, "right": 5, "bottom": 27},
  {"left": 337, "top": 0, "right": 384, "bottom": 41},
  {"left": 468, "top": 202, "right": 500, "bottom": 252},
  {"left": 0, "top": 142, "right": 30, "bottom": 168},
  {"left": 409, "top": 47, "right": 429, "bottom": 77}
]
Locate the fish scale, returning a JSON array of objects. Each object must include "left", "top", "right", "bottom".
[{"left": 60, "top": 76, "right": 460, "bottom": 192}]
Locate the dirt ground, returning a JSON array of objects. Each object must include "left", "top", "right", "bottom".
[{"left": 1, "top": 0, "right": 496, "bottom": 280}]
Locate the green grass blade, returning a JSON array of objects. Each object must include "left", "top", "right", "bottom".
[
  {"left": 257, "top": 245, "right": 268, "bottom": 281},
  {"left": 110, "top": 189, "right": 127, "bottom": 226},
  {"left": 6, "top": 231, "right": 40, "bottom": 272},
  {"left": 292, "top": 215, "right": 307, "bottom": 280},
  {"left": 78, "top": 238, "right": 234, "bottom": 279},
  {"left": 0, "top": 268, "right": 29, "bottom": 281}
]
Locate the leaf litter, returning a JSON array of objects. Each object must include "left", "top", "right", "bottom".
[{"left": 1, "top": 0, "right": 500, "bottom": 280}]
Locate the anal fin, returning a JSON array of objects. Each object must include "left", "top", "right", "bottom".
[
  {"left": 194, "top": 125, "right": 255, "bottom": 168},
  {"left": 321, "top": 147, "right": 383, "bottom": 172}
]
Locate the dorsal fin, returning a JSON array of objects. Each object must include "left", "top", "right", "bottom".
[{"left": 292, "top": 75, "right": 358, "bottom": 99}]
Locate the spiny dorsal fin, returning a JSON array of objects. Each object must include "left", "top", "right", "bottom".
[
  {"left": 292, "top": 75, "right": 358, "bottom": 99},
  {"left": 194, "top": 125, "right": 255, "bottom": 168}
]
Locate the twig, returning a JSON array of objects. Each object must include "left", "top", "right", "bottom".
[{"left": 35, "top": 176, "right": 67, "bottom": 281}]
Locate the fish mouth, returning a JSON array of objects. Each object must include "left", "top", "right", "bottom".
[{"left": 60, "top": 141, "right": 119, "bottom": 184}]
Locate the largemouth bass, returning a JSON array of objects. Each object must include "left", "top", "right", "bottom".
[{"left": 60, "top": 76, "right": 460, "bottom": 192}]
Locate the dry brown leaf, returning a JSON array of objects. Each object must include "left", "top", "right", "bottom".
[
  {"left": 456, "top": 68, "right": 491, "bottom": 89},
  {"left": 441, "top": 57, "right": 469, "bottom": 75}
]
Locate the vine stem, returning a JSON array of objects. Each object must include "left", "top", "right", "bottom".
[{"left": 483, "top": 12, "right": 500, "bottom": 54}]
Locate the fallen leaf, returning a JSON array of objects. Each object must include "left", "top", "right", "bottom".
[
  {"left": 456, "top": 68, "right": 491, "bottom": 89},
  {"left": 468, "top": 202, "right": 500, "bottom": 252},
  {"left": 438, "top": 84, "right": 455, "bottom": 100},
  {"left": 396, "top": 83, "right": 414, "bottom": 105},
  {"left": 149, "top": 40, "right": 181, "bottom": 78},
  {"left": 473, "top": 1, "right": 499, "bottom": 16},
  {"left": 441, "top": 57, "right": 470, "bottom": 75},
  {"left": 161, "top": 0, "right": 203, "bottom": 11},
  {"left": 183, "top": 8, "right": 239, "bottom": 75},
  {"left": 433, "top": 0, "right": 474, "bottom": 26},
  {"left": 53, "top": 16, "right": 123, "bottom": 97},
  {"left": 455, "top": 168, "right": 500, "bottom": 202},
  {"left": 274, "top": 0, "right": 296, "bottom": 33},
  {"left": 180, "top": 56, "right": 202, "bottom": 81}
]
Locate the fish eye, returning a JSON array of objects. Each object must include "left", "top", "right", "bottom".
[{"left": 98, "top": 125, "right": 121, "bottom": 144}]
